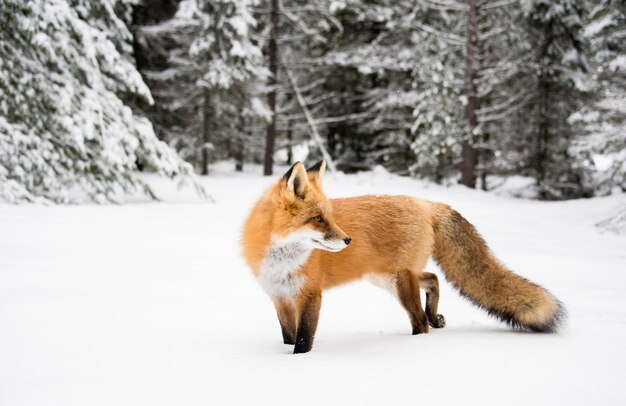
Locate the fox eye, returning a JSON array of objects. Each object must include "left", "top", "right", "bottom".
[{"left": 313, "top": 215, "right": 324, "bottom": 223}]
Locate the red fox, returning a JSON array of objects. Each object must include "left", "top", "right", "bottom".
[{"left": 241, "top": 160, "right": 565, "bottom": 354}]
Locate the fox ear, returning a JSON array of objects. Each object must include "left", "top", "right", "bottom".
[
  {"left": 307, "top": 160, "right": 326, "bottom": 183},
  {"left": 282, "top": 162, "right": 309, "bottom": 199}
]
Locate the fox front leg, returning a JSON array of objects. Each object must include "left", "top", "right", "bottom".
[
  {"left": 274, "top": 299, "right": 297, "bottom": 345},
  {"left": 293, "top": 290, "right": 322, "bottom": 354}
]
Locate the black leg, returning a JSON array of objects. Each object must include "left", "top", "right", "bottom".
[{"left": 293, "top": 291, "right": 322, "bottom": 354}]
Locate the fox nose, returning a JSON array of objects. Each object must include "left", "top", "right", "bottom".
[{"left": 343, "top": 237, "right": 352, "bottom": 245}]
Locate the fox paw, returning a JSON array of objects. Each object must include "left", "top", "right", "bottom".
[
  {"left": 430, "top": 314, "right": 446, "bottom": 328},
  {"left": 412, "top": 317, "right": 430, "bottom": 335}
]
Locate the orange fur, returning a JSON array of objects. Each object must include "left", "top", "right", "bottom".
[{"left": 241, "top": 161, "right": 565, "bottom": 353}]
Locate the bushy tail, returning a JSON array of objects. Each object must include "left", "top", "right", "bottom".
[{"left": 431, "top": 205, "right": 566, "bottom": 332}]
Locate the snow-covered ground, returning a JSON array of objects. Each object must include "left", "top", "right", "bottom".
[{"left": 1, "top": 163, "right": 625, "bottom": 406}]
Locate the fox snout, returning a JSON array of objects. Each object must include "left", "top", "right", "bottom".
[
  {"left": 312, "top": 237, "right": 351, "bottom": 252},
  {"left": 329, "top": 223, "right": 350, "bottom": 243},
  {"left": 313, "top": 227, "right": 351, "bottom": 252},
  {"left": 332, "top": 233, "right": 351, "bottom": 246},
  {"left": 324, "top": 235, "right": 352, "bottom": 246}
]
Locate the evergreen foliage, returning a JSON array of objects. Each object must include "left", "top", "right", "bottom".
[
  {"left": 1, "top": 0, "right": 624, "bottom": 204},
  {"left": 0, "top": 0, "right": 196, "bottom": 203},
  {"left": 134, "top": 0, "right": 269, "bottom": 173},
  {"left": 572, "top": 0, "right": 626, "bottom": 194}
]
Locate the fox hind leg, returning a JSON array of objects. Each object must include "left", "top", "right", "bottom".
[
  {"left": 395, "top": 270, "right": 430, "bottom": 335},
  {"left": 419, "top": 272, "right": 446, "bottom": 328},
  {"left": 274, "top": 299, "right": 297, "bottom": 345}
]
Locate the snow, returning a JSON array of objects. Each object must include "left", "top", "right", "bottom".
[
  {"left": 585, "top": 12, "right": 615, "bottom": 37},
  {"left": 609, "top": 55, "right": 626, "bottom": 71},
  {"left": 1, "top": 163, "right": 626, "bottom": 405}
]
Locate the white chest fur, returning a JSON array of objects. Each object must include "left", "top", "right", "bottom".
[{"left": 257, "top": 240, "right": 312, "bottom": 299}]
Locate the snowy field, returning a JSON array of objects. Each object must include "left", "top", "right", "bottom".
[{"left": 1, "top": 163, "right": 625, "bottom": 406}]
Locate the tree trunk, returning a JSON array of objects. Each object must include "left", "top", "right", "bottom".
[
  {"left": 436, "top": 150, "right": 444, "bottom": 185},
  {"left": 263, "top": 0, "right": 279, "bottom": 176},
  {"left": 235, "top": 118, "right": 245, "bottom": 172},
  {"left": 235, "top": 146, "right": 244, "bottom": 172},
  {"left": 201, "top": 90, "right": 211, "bottom": 176},
  {"left": 480, "top": 132, "right": 490, "bottom": 191},
  {"left": 286, "top": 123, "right": 293, "bottom": 165},
  {"left": 461, "top": 0, "right": 479, "bottom": 189},
  {"left": 404, "top": 128, "right": 412, "bottom": 172},
  {"left": 536, "top": 23, "right": 552, "bottom": 197}
]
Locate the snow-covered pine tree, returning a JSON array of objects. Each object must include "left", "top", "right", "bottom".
[
  {"left": 286, "top": 0, "right": 460, "bottom": 176},
  {"left": 320, "top": 0, "right": 425, "bottom": 174},
  {"left": 0, "top": 0, "right": 197, "bottom": 203},
  {"left": 571, "top": 0, "right": 626, "bottom": 233},
  {"left": 253, "top": 0, "right": 341, "bottom": 174},
  {"left": 403, "top": 1, "right": 529, "bottom": 186},
  {"left": 472, "top": 3, "right": 536, "bottom": 190},
  {"left": 521, "top": 0, "right": 594, "bottom": 199},
  {"left": 135, "top": 0, "right": 269, "bottom": 174},
  {"left": 136, "top": 0, "right": 341, "bottom": 175},
  {"left": 571, "top": 0, "right": 626, "bottom": 194},
  {"left": 408, "top": 2, "right": 466, "bottom": 182}
]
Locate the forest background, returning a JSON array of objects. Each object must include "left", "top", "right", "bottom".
[{"left": 0, "top": 0, "right": 624, "bottom": 210}]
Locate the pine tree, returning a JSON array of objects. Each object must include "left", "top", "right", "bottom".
[
  {"left": 135, "top": 0, "right": 269, "bottom": 174},
  {"left": 252, "top": 0, "right": 341, "bottom": 173},
  {"left": 521, "top": 0, "right": 594, "bottom": 199},
  {"left": 311, "top": 1, "right": 428, "bottom": 174},
  {"left": 0, "top": 0, "right": 197, "bottom": 203},
  {"left": 571, "top": 0, "right": 626, "bottom": 194},
  {"left": 403, "top": 1, "right": 529, "bottom": 186},
  {"left": 408, "top": 2, "right": 466, "bottom": 182}
]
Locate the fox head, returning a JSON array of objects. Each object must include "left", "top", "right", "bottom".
[{"left": 271, "top": 160, "right": 351, "bottom": 252}]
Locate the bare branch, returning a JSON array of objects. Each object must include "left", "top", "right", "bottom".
[
  {"left": 282, "top": 58, "right": 337, "bottom": 171},
  {"left": 476, "top": 89, "right": 529, "bottom": 115},
  {"left": 478, "top": 26, "right": 506, "bottom": 41},
  {"left": 416, "top": 0, "right": 468, "bottom": 12},
  {"left": 281, "top": 9, "right": 327, "bottom": 44},
  {"left": 314, "top": 112, "right": 376, "bottom": 125},
  {"left": 477, "top": 92, "right": 533, "bottom": 122},
  {"left": 481, "top": 0, "right": 517, "bottom": 11},
  {"left": 413, "top": 21, "right": 466, "bottom": 46}
]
